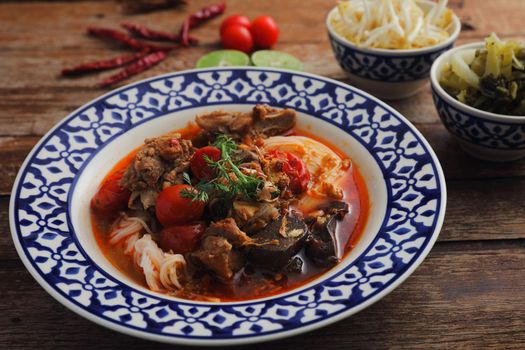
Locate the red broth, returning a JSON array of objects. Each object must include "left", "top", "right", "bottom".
[{"left": 91, "top": 125, "right": 369, "bottom": 301}]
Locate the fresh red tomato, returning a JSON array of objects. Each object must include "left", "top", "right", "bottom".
[
  {"left": 155, "top": 184, "right": 205, "bottom": 226},
  {"left": 160, "top": 222, "right": 206, "bottom": 254},
  {"left": 250, "top": 16, "right": 279, "bottom": 48},
  {"left": 220, "top": 14, "right": 251, "bottom": 34},
  {"left": 221, "top": 24, "right": 254, "bottom": 53},
  {"left": 190, "top": 146, "right": 221, "bottom": 181},
  {"left": 91, "top": 170, "right": 130, "bottom": 214},
  {"left": 268, "top": 150, "right": 310, "bottom": 194}
]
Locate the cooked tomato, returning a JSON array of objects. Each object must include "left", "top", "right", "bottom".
[
  {"left": 221, "top": 24, "right": 254, "bottom": 53},
  {"left": 250, "top": 16, "right": 279, "bottom": 48},
  {"left": 160, "top": 222, "right": 206, "bottom": 254},
  {"left": 190, "top": 146, "right": 221, "bottom": 181},
  {"left": 220, "top": 14, "right": 251, "bottom": 34},
  {"left": 91, "top": 170, "right": 130, "bottom": 214},
  {"left": 155, "top": 184, "right": 205, "bottom": 226},
  {"left": 268, "top": 150, "right": 310, "bottom": 194}
]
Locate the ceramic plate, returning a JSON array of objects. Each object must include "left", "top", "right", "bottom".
[{"left": 10, "top": 68, "right": 446, "bottom": 345}]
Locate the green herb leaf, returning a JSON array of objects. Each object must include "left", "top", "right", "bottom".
[
  {"left": 187, "top": 134, "right": 264, "bottom": 201},
  {"left": 182, "top": 172, "right": 192, "bottom": 186},
  {"left": 213, "top": 134, "right": 237, "bottom": 160},
  {"left": 180, "top": 187, "right": 209, "bottom": 203}
]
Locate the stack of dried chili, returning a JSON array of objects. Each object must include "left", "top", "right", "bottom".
[{"left": 62, "top": 2, "right": 226, "bottom": 87}]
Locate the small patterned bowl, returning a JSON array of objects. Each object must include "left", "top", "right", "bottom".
[
  {"left": 326, "top": 1, "right": 461, "bottom": 100},
  {"left": 431, "top": 42, "right": 525, "bottom": 162}
]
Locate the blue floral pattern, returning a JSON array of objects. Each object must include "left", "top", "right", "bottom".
[
  {"left": 11, "top": 68, "right": 444, "bottom": 343},
  {"left": 432, "top": 86, "right": 525, "bottom": 149},
  {"left": 328, "top": 34, "right": 453, "bottom": 82}
]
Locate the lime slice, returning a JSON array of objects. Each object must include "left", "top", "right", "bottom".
[
  {"left": 251, "top": 50, "right": 303, "bottom": 71},
  {"left": 196, "top": 50, "right": 251, "bottom": 68}
]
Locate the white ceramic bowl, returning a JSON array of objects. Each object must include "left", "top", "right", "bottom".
[
  {"left": 431, "top": 42, "right": 525, "bottom": 162},
  {"left": 326, "top": 1, "right": 461, "bottom": 100},
  {"left": 10, "top": 67, "right": 446, "bottom": 345}
]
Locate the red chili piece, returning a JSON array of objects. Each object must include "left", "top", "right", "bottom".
[
  {"left": 61, "top": 50, "right": 150, "bottom": 76},
  {"left": 87, "top": 27, "right": 177, "bottom": 52},
  {"left": 99, "top": 51, "right": 167, "bottom": 87},
  {"left": 121, "top": 22, "right": 199, "bottom": 45},
  {"left": 178, "top": 2, "right": 226, "bottom": 46}
]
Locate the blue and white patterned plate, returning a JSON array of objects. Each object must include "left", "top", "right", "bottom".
[{"left": 10, "top": 68, "right": 446, "bottom": 345}]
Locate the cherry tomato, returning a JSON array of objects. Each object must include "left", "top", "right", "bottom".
[
  {"left": 91, "top": 170, "right": 130, "bottom": 214},
  {"left": 155, "top": 184, "right": 205, "bottom": 226},
  {"left": 160, "top": 221, "right": 206, "bottom": 254},
  {"left": 250, "top": 16, "right": 279, "bottom": 48},
  {"left": 268, "top": 150, "right": 310, "bottom": 194},
  {"left": 190, "top": 146, "right": 221, "bottom": 181},
  {"left": 220, "top": 14, "right": 251, "bottom": 34},
  {"left": 221, "top": 24, "right": 254, "bottom": 53}
]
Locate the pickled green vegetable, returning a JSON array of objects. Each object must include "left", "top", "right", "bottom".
[{"left": 439, "top": 33, "right": 525, "bottom": 115}]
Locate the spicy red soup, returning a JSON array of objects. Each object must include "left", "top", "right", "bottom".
[{"left": 91, "top": 105, "right": 369, "bottom": 302}]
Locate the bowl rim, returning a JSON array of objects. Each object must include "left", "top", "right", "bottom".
[
  {"left": 430, "top": 41, "right": 525, "bottom": 122},
  {"left": 325, "top": 0, "right": 461, "bottom": 56},
  {"left": 9, "top": 67, "right": 447, "bottom": 346}
]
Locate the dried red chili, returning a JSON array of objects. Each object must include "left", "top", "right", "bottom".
[
  {"left": 121, "top": 22, "right": 198, "bottom": 45},
  {"left": 87, "top": 27, "right": 177, "bottom": 52},
  {"left": 62, "top": 4, "right": 224, "bottom": 88},
  {"left": 178, "top": 2, "right": 226, "bottom": 46},
  {"left": 99, "top": 51, "right": 167, "bottom": 87},
  {"left": 61, "top": 50, "right": 149, "bottom": 76}
]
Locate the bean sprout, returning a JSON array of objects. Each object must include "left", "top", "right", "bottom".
[{"left": 332, "top": 0, "right": 454, "bottom": 49}]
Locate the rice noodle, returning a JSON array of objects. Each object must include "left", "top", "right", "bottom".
[
  {"left": 264, "top": 136, "right": 346, "bottom": 198},
  {"left": 332, "top": 0, "right": 454, "bottom": 49},
  {"left": 124, "top": 232, "right": 140, "bottom": 255},
  {"left": 133, "top": 234, "right": 187, "bottom": 292},
  {"left": 134, "top": 235, "right": 164, "bottom": 291},
  {"left": 108, "top": 215, "right": 186, "bottom": 292},
  {"left": 109, "top": 215, "right": 144, "bottom": 246},
  {"left": 159, "top": 254, "right": 187, "bottom": 290},
  {"left": 126, "top": 216, "right": 154, "bottom": 235}
]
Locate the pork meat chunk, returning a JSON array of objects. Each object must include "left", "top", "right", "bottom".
[
  {"left": 206, "top": 218, "right": 253, "bottom": 248},
  {"left": 195, "top": 110, "right": 253, "bottom": 134},
  {"left": 247, "top": 215, "right": 308, "bottom": 270},
  {"left": 252, "top": 104, "right": 296, "bottom": 137},
  {"left": 233, "top": 201, "right": 279, "bottom": 234},
  {"left": 194, "top": 104, "right": 296, "bottom": 140},
  {"left": 192, "top": 235, "right": 243, "bottom": 279},
  {"left": 121, "top": 133, "right": 193, "bottom": 209}
]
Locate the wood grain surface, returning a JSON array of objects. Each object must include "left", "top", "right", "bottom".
[{"left": 1, "top": 0, "right": 525, "bottom": 349}]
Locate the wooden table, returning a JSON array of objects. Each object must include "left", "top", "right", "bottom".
[{"left": 2, "top": 0, "right": 525, "bottom": 348}]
